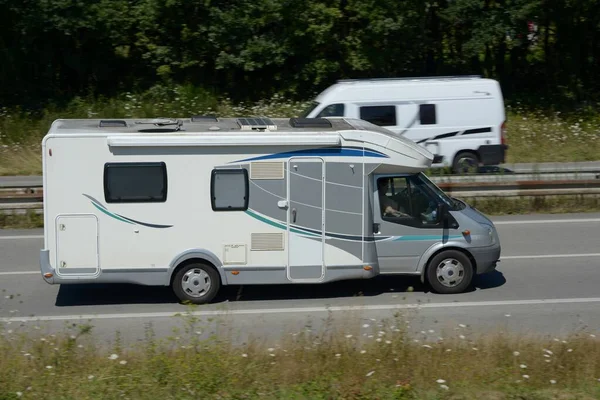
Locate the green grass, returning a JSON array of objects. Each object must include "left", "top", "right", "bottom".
[
  {"left": 0, "top": 310, "right": 599, "bottom": 400},
  {"left": 0, "top": 86, "right": 599, "bottom": 176}
]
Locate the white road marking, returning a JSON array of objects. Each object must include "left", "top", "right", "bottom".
[
  {"left": 502, "top": 253, "right": 600, "bottom": 260},
  {"left": 2, "top": 297, "right": 600, "bottom": 323},
  {"left": 0, "top": 235, "right": 43, "bottom": 240},
  {"left": 2, "top": 252, "right": 600, "bottom": 276},
  {"left": 494, "top": 218, "right": 600, "bottom": 225}
]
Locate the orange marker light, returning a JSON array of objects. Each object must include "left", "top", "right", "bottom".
[
  {"left": 463, "top": 230, "right": 471, "bottom": 236},
  {"left": 231, "top": 271, "right": 239, "bottom": 275},
  {"left": 44, "top": 273, "right": 53, "bottom": 278},
  {"left": 363, "top": 266, "right": 373, "bottom": 271}
]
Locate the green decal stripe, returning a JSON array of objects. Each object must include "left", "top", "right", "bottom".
[
  {"left": 245, "top": 210, "right": 319, "bottom": 237},
  {"left": 90, "top": 201, "right": 134, "bottom": 225},
  {"left": 393, "top": 235, "right": 463, "bottom": 241}
]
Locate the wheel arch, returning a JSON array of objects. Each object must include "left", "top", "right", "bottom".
[
  {"left": 168, "top": 249, "right": 228, "bottom": 286},
  {"left": 418, "top": 244, "right": 478, "bottom": 284}
]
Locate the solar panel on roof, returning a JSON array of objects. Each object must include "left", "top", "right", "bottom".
[{"left": 237, "top": 117, "right": 277, "bottom": 130}]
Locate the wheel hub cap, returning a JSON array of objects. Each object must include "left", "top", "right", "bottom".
[
  {"left": 436, "top": 259, "right": 465, "bottom": 288},
  {"left": 182, "top": 269, "right": 211, "bottom": 298}
]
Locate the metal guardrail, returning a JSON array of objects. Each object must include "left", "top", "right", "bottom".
[{"left": 1, "top": 177, "right": 600, "bottom": 213}]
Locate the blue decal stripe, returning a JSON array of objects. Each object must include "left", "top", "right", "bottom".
[{"left": 231, "top": 147, "right": 388, "bottom": 163}]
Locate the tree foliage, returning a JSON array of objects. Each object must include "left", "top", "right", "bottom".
[{"left": 1, "top": 0, "right": 599, "bottom": 108}]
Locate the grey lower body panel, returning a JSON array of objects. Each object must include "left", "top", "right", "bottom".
[
  {"left": 470, "top": 243, "right": 501, "bottom": 274},
  {"left": 40, "top": 250, "right": 376, "bottom": 287},
  {"left": 40, "top": 249, "right": 169, "bottom": 286}
]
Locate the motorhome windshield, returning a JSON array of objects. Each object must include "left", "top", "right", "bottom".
[{"left": 415, "top": 173, "right": 464, "bottom": 211}]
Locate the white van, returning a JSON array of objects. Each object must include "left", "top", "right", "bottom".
[{"left": 301, "top": 76, "right": 508, "bottom": 173}]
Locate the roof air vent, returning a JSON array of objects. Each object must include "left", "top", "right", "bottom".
[{"left": 289, "top": 118, "right": 332, "bottom": 128}]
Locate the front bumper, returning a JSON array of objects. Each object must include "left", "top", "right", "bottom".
[{"left": 470, "top": 243, "right": 501, "bottom": 275}]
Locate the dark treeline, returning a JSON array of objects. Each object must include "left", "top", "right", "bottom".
[{"left": 1, "top": 0, "right": 600, "bottom": 110}]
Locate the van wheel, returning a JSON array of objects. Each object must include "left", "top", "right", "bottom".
[
  {"left": 172, "top": 262, "right": 220, "bottom": 304},
  {"left": 453, "top": 152, "right": 479, "bottom": 174},
  {"left": 426, "top": 250, "right": 474, "bottom": 294}
]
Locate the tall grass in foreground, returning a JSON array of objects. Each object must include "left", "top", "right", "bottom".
[
  {"left": 0, "top": 311, "right": 599, "bottom": 400},
  {"left": 1, "top": 86, "right": 599, "bottom": 176}
]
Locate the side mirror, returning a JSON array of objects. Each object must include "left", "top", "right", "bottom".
[{"left": 435, "top": 203, "right": 448, "bottom": 224}]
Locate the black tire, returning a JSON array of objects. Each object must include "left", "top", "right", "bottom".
[
  {"left": 426, "top": 250, "right": 474, "bottom": 294},
  {"left": 452, "top": 151, "right": 479, "bottom": 174},
  {"left": 172, "top": 261, "right": 221, "bottom": 304}
]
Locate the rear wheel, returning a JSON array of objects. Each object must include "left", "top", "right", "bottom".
[
  {"left": 426, "top": 250, "right": 474, "bottom": 294},
  {"left": 172, "top": 262, "right": 220, "bottom": 304},
  {"left": 452, "top": 151, "right": 479, "bottom": 174}
]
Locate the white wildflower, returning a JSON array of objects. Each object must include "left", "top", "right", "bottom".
[
  {"left": 119, "top": 360, "right": 127, "bottom": 365},
  {"left": 345, "top": 334, "right": 353, "bottom": 338},
  {"left": 108, "top": 354, "right": 119, "bottom": 360},
  {"left": 436, "top": 379, "right": 446, "bottom": 384},
  {"left": 16, "top": 392, "right": 22, "bottom": 398},
  {"left": 440, "top": 384, "right": 449, "bottom": 390},
  {"left": 459, "top": 335, "right": 466, "bottom": 340},
  {"left": 428, "top": 329, "right": 435, "bottom": 334},
  {"left": 88, "top": 375, "right": 94, "bottom": 380},
  {"left": 523, "top": 375, "right": 530, "bottom": 379},
  {"left": 376, "top": 338, "right": 382, "bottom": 342},
  {"left": 513, "top": 351, "right": 520, "bottom": 356},
  {"left": 366, "top": 371, "right": 375, "bottom": 377},
  {"left": 385, "top": 340, "right": 392, "bottom": 344},
  {"left": 360, "top": 350, "right": 366, "bottom": 354},
  {"left": 267, "top": 348, "right": 275, "bottom": 352},
  {"left": 550, "top": 380, "right": 556, "bottom": 384},
  {"left": 241, "top": 354, "right": 248, "bottom": 358},
  {"left": 505, "top": 314, "right": 511, "bottom": 317},
  {"left": 335, "top": 354, "right": 341, "bottom": 358},
  {"left": 567, "top": 349, "right": 573, "bottom": 352},
  {"left": 520, "top": 364, "right": 527, "bottom": 369},
  {"left": 458, "top": 324, "right": 466, "bottom": 328},
  {"left": 422, "top": 345, "right": 432, "bottom": 349},
  {"left": 46, "top": 366, "right": 52, "bottom": 370}
]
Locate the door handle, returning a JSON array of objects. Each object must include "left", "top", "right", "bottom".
[
  {"left": 373, "top": 223, "right": 380, "bottom": 234},
  {"left": 292, "top": 208, "right": 297, "bottom": 223}
]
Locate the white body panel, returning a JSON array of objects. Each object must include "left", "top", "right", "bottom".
[{"left": 303, "top": 76, "right": 507, "bottom": 171}]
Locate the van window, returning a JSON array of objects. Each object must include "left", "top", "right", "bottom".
[
  {"left": 104, "top": 162, "right": 167, "bottom": 203},
  {"left": 211, "top": 169, "right": 249, "bottom": 211},
  {"left": 359, "top": 105, "right": 396, "bottom": 126},
  {"left": 419, "top": 104, "right": 437, "bottom": 125},
  {"left": 316, "top": 103, "right": 345, "bottom": 117}
]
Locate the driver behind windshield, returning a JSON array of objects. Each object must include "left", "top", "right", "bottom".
[{"left": 377, "top": 178, "right": 410, "bottom": 218}]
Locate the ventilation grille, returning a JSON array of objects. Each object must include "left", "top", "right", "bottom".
[
  {"left": 251, "top": 233, "right": 284, "bottom": 251},
  {"left": 250, "top": 162, "right": 285, "bottom": 180}
]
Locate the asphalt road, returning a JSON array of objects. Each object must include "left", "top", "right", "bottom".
[{"left": 1, "top": 212, "right": 600, "bottom": 348}]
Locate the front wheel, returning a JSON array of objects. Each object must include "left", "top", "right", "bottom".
[
  {"left": 172, "top": 262, "right": 221, "bottom": 304},
  {"left": 426, "top": 250, "right": 474, "bottom": 294}
]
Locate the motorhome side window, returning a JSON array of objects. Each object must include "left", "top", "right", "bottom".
[
  {"left": 376, "top": 176, "right": 439, "bottom": 226},
  {"left": 211, "top": 169, "right": 249, "bottom": 211},
  {"left": 359, "top": 105, "right": 396, "bottom": 126},
  {"left": 419, "top": 104, "right": 437, "bottom": 125},
  {"left": 104, "top": 162, "right": 167, "bottom": 203}
]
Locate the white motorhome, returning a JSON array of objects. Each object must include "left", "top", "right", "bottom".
[
  {"left": 39, "top": 116, "right": 501, "bottom": 304},
  {"left": 301, "top": 76, "right": 508, "bottom": 173}
]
